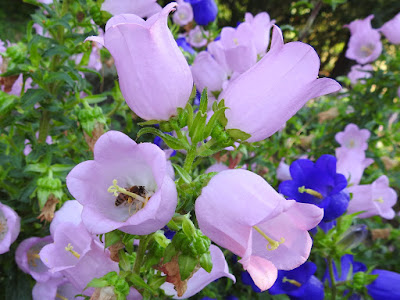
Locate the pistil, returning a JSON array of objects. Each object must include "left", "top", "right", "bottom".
[
  {"left": 108, "top": 179, "right": 146, "bottom": 204},
  {"left": 374, "top": 197, "right": 384, "bottom": 203},
  {"left": 282, "top": 276, "right": 302, "bottom": 287},
  {"left": 65, "top": 243, "right": 80, "bottom": 259},
  {"left": 298, "top": 186, "right": 324, "bottom": 199},
  {"left": 253, "top": 226, "right": 285, "bottom": 251}
]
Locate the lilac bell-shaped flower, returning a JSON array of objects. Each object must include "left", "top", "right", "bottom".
[
  {"left": 335, "top": 123, "right": 370, "bottom": 151},
  {"left": 344, "top": 15, "right": 375, "bottom": 35},
  {"left": 379, "top": 13, "right": 400, "bottom": 44},
  {"left": 196, "top": 169, "right": 323, "bottom": 291},
  {"left": 101, "top": 0, "right": 161, "bottom": 18},
  {"left": 244, "top": 12, "right": 275, "bottom": 56},
  {"left": 173, "top": 0, "right": 193, "bottom": 26},
  {"left": 87, "top": 3, "right": 193, "bottom": 121},
  {"left": 161, "top": 245, "right": 235, "bottom": 299},
  {"left": 219, "top": 26, "right": 341, "bottom": 142},
  {"left": 347, "top": 64, "right": 373, "bottom": 85},
  {"left": 336, "top": 147, "right": 373, "bottom": 186},
  {"left": 347, "top": 175, "right": 397, "bottom": 219},
  {"left": 66, "top": 131, "right": 177, "bottom": 235},
  {"left": 188, "top": 25, "right": 209, "bottom": 48},
  {"left": 0, "top": 202, "right": 20, "bottom": 254},
  {"left": 15, "top": 236, "right": 61, "bottom": 282},
  {"left": 32, "top": 278, "right": 83, "bottom": 300}
]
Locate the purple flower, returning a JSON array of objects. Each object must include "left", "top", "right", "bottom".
[
  {"left": 101, "top": 0, "right": 161, "bottom": 18},
  {"left": 345, "top": 15, "right": 382, "bottom": 64},
  {"left": 335, "top": 123, "right": 370, "bottom": 151},
  {"left": 176, "top": 37, "right": 195, "bottom": 55},
  {"left": 367, "top": 269, "right": 400, "bottom": 300},
  {"left": 219, "top": 26, "right": 341, "bottom": 142},
  {"left": 336, "top": 147, "right": 373, "bottom": 186},
  {"left": 279, "top": 155, "right": 350, "bottom": 222},
  {"left": 49, "top": 200, "right": 83, "bottom": 236},
  {"left": 185, "top": 0, "right": 218, "bottom": 26},
  {"left": 191, "top": 51, "right": 227, "bottom": 93},
  {"left": 347, "top": 175, "right": 397, "bottom": 219},
  {"left": 379, "top": 13, "right": 400, "bottom": 44},
  {"left": 87, "top": 3, "right": 193, "bottom": 121},
  {"left": 323, "top": 254, "right": 367, "bottom": 284},
  {"left": 24, "top": 132, "right": 53, "bottom": 156},
  {"left": 219, "top": 22, "right": 257, "bottom": 74},
  {"left": 0, "top": 202, "right": 20, "bottom": 254},
  {"left": 196, "top": 169, "right": 323, "bottom": 291},
  {"left": 32, "top": 278, "right": 84, "bottom": 300},
  {"left": 66, "top": 131, "right": 177, "bottom": 235},
  {"left": 161, "top": 245, "right": 235, "bottom": 298},
  {"left": 347, "top": 64, "right": 373, "bottom": 85},
  {"left": 173, "top": 0, "right": 193, "bottom": 26},
  {"left": 15, "top": 236, "right": 61, "bottom": 282},
  {"left": 188, "top": 25, "right": 209, "bottom": 48},
  {"left": 269, "top": 262, "right": 324, "bottom": 300},
  {"left": 244, "top": 12, "right": 275, "bottom": 56},
  {"left": 276, "top": 158, "right": 292, "bottom": 181}
]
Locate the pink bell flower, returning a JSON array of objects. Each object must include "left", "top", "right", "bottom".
[
  {"left": 172, "top": 0, "right": 194, "bottom": 26},
  {"left": 66, "top": 131, "right": 177, "bottom": 235},
  {"left": 195, "top": 169, "right": 323, "bottom": 291},
  {"left": 87, "top": 3, "right": 193, "bottom": 121},
  {"left": 207, "top": 40, "right": 232, "bottom": 75},
  {"left": 336, "top": 148, "right": 373, "bottom": 186},
  {"left": 345, "top": 16, "right": 382, "bottom": 64},
  {"left": 347, "top": 64, "right": 373, "bottom": 85},
  {"left": 101, "top": 0, "right": 161, "bottom": 18},
  {"left": 219, "top": 26, "right": 341, "bottom": 142},
  {"left": 379, "top": 13, "right": 400, "bottom": 44},
  {"left": 32, "top": 278, "right": 84, "bottom": 300},
  {"left": 161, "top": 245, "right": 235, "bottom": 298},
  {"left": 276, "top": 158, "right": 292, "bottom": 181},
  {"left": 347, "top": 176, "right": 397, "bottom": 219},
  {"left": 220, "top": 22, "right": 258, "bottom": 74},
  {"left": 0, "top": 202, "right": 20, "bottom": 254},
  {"left": 244, "top": 12, "right": 275, "bottom": 56},
  {"left": 188, "top": 25, "right": 209, "bottom": 48},
  {"left": 191, "top": 51, "right": 227, "bottom": 93},
  {"left": 335, "top": 123, "right": 370, "bottom": 151}
]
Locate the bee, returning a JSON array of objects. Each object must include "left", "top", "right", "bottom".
[{"left": 114, "top": 185, "right": 147, "bottom": 207}]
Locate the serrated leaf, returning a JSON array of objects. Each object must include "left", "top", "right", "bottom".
[
  {"left": 203, "top": 107, "right": 227, "bottom": 140},
  {"left": 189, "top": 112, "right": 207, "bottom": 144},
  {"left": 172, "top": 164, "right": 192, "bottom": 184},
  {"left": 137, "top": 127, "right": 189, "bottom": 150},
  {"left": 182, "top": 218, "right": 196, "bottom": 238},
  {"left": 25, "top": 163, "right": 48, "bottom": 173},
  {"left": 21, "top": 89, "right": 50, "bottom": 108},
  {"left": 83, "top": 94, "right": 108, "bottom": 104},
  {"left": 178, "top": 254, "right": 198, "bottom": 281},
  {"left": 186, "top": 102, "right": 194, "bottom": 128},
  {"left": 50, "top": 164, "right": 73, "bottom": 173},
  {"left": 85, "top": 278, "right": 109, "bottom": 289},
  {"left": 199, "top": 252, "right": 213, "bottom": 273},
  {"left": 44, "top": 72, "right": 74, "bottom": 87}
]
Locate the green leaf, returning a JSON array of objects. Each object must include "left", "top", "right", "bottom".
[
  {"left": 83, "top": 94, "right": 108, "bottom": 104},
  {"left": 137, "top": 127, "right": 189, "bottom": 150},
  {"left": 118, "top": 251, "right": 131, "bottom": 272},
  {"left": 126, "top": 273, "right": 157, "bottom": 295},
  {"left": 122, "top": 234, "right": 136, "bottom": 254},
  {"left": 199, "top": 252, "right": 213, "bottom": 273},
  {"left": 25, "top": 163, "right": 48, "bottom": 173},
  {"left": 182, "top": 218, "right": 196, "bottom": 238},
  {"left": 226, "top": 128, "right": 251, "bottom": 141},
  {"left": 189, "top": 112, "right": 207, "bottom": 144},
  {"left": 178, "top": 254, "right": 198, "bottom": 281},
  {"left": 199, "top": 88, "right": 208, "bottom": 114},
  {"left": 21, "top": 89, "right": 50, "bottom": 109},
  {"left": 44, "top": 72, "right": 75, "bottom": 88},
  {"left": 163, "top": 244, "right": 177, "bottom": 264},
  {"left": 50, "top": 164, "right": 73, "bottom": 173},
  {"left": 85, "top": 278, "right": 109, "bottom": 289},
  {"left": 138, "top": 119, "right": 160, "bottom": 126},
  {"left": 172, "top": 164, "right": 192, "bottom": 184},
  {"left": 186, "top": 102, "right": 194, "bottom": 128},
  {"left": 203, "top": 107, "right": 227, "bottom": 140},
  {"left": 105, "top": 230, "right": 123, "bottom": 248},
  {"left": 0, "top": 92, "right": 17, "bottom": 114}
]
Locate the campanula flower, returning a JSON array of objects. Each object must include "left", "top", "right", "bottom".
[
  {"left": 244, "top": 12, "right": 275, "bottom": 56},
  {"left": 66, "top": 131, "right": 177, "bottom": 235},
  {"left": 188, "top": 26, "right": 209, "bottom": 48},
  {"left": 335, "top": 124, "right": 370, "bottom": 151},
  {"left": 379, "top": 13, "right": 400, "bottom": 44},
  {"left": 173, "top": 0, "right": 193, "bottom": 26},
  {"left": 279, "top": 155, "right": 349, "bottom": 222},
  {"left": 219, "top": 26, "right": 341, "bottom": 142},
  {"left": 15, "top": 236, "right": 61, "bottom": 282},
  {"left": 367, "top": 269, "right": 400, "bottom": 300},
  {"left": 87, "top": 3, "right": 193, "bottom": 121},
  {"left": 336, "top": 148, "right": 373, "bottom": 186},
  {"left": 345, "top": 15, "right": 382, "bottom": 64},
  {"left": 347, "top": 64, "right": 373, "bottom": 85},
  {"left": 269, "top": 262, "right": 324, "bottom": 300},
  {"left": 347, "top": 175, "right": 397, "bottom": 219},
  {"left": 161, "top": 245, "right": 235, "bottom": 299},
  {"left": 32, "top": 278, "right": 83, "bottom": 300},
  {"left": 185, "top": 0, "right": 218, "bottom": 26},
  {"left": 0, "top": 202, "right": 20, "bottom": 254},
  {"left": 196, "top": 169, "right": 323, "bottom": 291},
  {"left": 101, "top": 0, "right": 161, "bottom": 18}
]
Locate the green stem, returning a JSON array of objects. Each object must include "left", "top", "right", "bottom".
[
  {"left": 133, "top": 235, "right": 152, "bottom": 274},
  {"left": 38, "top": 110, "right": 50, "bottom": 143},
  {"left": 328, "top": 257, "right": 337, "bottom": 300},
  {"left": 183, "top": 146, "right": 197, "bottom": 172}
]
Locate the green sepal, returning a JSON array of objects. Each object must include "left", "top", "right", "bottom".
[
  {"left": 172, "top": 163, "right": 192, "bottom": 184},
  {"left": 36, "top": 176, "right": 63, "bottom": 208},
  {"left": 138, "top": 119, "right": 160, "bottom": 126},
  {"left": 186, "top": 102, "right": 194, "bottom": 128},
  {"left": 199, "top": 252, "right": 213, "bottom": 273},
  {"left": 104, "top": 230, "right": 123, "bottom": 248},
  {"left": 126, "top": 273, "right": 158, "bottom": 295},
  {"left": 203, "top": 106, "right": 227, "bottom": 140},
  {"left": 189, "top": 112, "right": 207, "bottom": 144},
  {"left": 167, "top": 219, "right": 181, "bottom": 231},
  {"left": 182, "top": 218, "right": 197, "bottom": 238},
  {"left": 178, "top": 254, "right": 198, "bottom": 281},
  {"left": 122, "top": 234, "right": 136, "bottom": 254},
  {"left": 148, "top": 275, "right": 166, "bottom": 290},
  {"left": 215, "top": 99, "right": 228, "bottom": 127},
  {"left": 83, "top": 94, "right": 108, "bottom": 104},
  {"left": 118, "top": 250, "right": 132, "bottom": 272},
  {"left": 137, "top": 127, "right": 190, "bottom": 150},
  {"left": 226, "top": 128, "right": 251, "bottom": 142},
  {"left": 199, "top": 88, "right": 208, "bottom": 114},
  {"left": 153, "top": 232, "right": 171, "bottom": 249}
]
